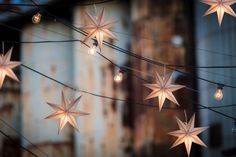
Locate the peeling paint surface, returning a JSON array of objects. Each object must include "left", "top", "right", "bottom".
[
  {"left": 73, "top": 2, "right": 131, "bottom": 157},
  {"left": 21, "top": 22, "right": 74, "bottom": 156}
]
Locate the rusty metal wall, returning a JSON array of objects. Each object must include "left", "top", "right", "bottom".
[
  {"left": 129, "top": 0, "right": 196, "bottom": 156},
  {"left": 73, "top": 1, "right": 131, "bottom": 157}
]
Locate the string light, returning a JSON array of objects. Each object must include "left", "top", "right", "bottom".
[
  {"left": 88, "top": 45, "right": 96, "bottom": 55},
  {"left": 32, "top": 13, "right": 42, "bottom": 24},
  {"left": 88, "top": 40, "right": 98, "bottom": 55},
  {"left": 214, "top": 85, "right": 224, "bottom": 101},
  {"left": 114, "top": 70, "right": 124, "bottom": 83}
]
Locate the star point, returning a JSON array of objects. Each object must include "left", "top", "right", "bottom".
[
  {"left": 168, "top": 114, "right": 208, "bottom": 157},
  {"left": 144, "top": 72, "right": 185, "bottom": 111},
  {"left": 80, "top": 8, "right": 117, "bottom": 50},
  {"left": 46, "top": 91, "right": 89, "bottom": 133},
  {"left": 201, "top": 0, "right": 236, "bottom": 26},
  {"left": 0, "top": 47, "right": 21, "bottom": 89}
]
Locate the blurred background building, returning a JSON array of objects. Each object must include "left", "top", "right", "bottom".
[{"left": 0, "top": 0, "right": 235, "bottom": 157}]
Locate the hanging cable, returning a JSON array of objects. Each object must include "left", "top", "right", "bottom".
[
  {"left": 0, "top": 129, "right": 38, "bottom": 157},
  {"left": 1, "top": 21, "right": 236, "bottom": 88},
  {"left": 3, "top": 10, "right": 236, "bottom": 69},
  {"left": 0, "top": 118, "right": 50, "bottom": 157},
  {"left": 8, "top": 7, "right": 236, "bottom": 59},
  {"left": 1, "top": 38, "right": 236, "bottom": 69},
  {"left": 0, "top": 21, "right": 235, "bottom": 120},
  {"left": 0, "top": 0, "right": 116, "bottom": 7},
  {"left": 108, "top": 29, "right": 236, "bottom": 59},
  {"left": 20, "top": 63, "right": 236, "bottom": 120},
  {"left": 0, "top": 3, "right": 233, "bottom": 119}
]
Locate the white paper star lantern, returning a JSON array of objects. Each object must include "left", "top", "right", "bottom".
[
  {"left": 0, "top": 47, "right": 20, "bottom": 89},
  {"left": 201, "top": 0, "right": 236, "bottom": 26},
  {"left": 80, "top": 8, "right": 117, "bottom": 50},
  {"left": 144, "top": 72, "right": 185, "bottom": 111},
  {"left": 168, "top": 114, "right": 208, "bottom": 157},
  {"left": 46, "top": 91, "right": 89, "bottom": 133}
]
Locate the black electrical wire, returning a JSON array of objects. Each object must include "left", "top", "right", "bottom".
[
  {"left": 25, "top": 4, "right": 236, "bottom": 88},
  {"left": 109, "top": 29, "right": 236, "bottom": 59},
  {"left": 3, "top": 15, "right": 236, "bottom": 89},
  {"left": 21, "top": 63, "right": 236, "bottom": 121},
  {"left": 4, "top": 7, "right": 236, "bottom": 70},
  {"left": 0, "top": 19, "right": 235, "bottom": 120},
  {"left": 0, "top": 19, "right": 235, "bottom": 121},
  {"left": 198, "top": 104, "right": 236, "bottom": 120},
  {"left": 1, "top": 39, "right": 236, "bottom": 68},
  {"left": 0, "top": 118, "right": 50, "bottom": 157},
  {"left": 200, "top": 104, "right": 236, "bottom": 109},
  {"left": 8, "top": 7, "right": 236, "bottom": 60},
  {"left": 0, "top": 129, "right": 38, "bottom": 157},
  {"left": 1, "top": 15, "right": 235, "bottom": 82},
  {"left": 2, "top": 0, "right": 236, "bottom": 120},
  {"left": 0, "top": 0, "right": 116, "bottom": 7}
]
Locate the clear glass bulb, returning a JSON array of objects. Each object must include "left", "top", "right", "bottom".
[
  {"left": 214, "top": 87, "right": 223, "bottom": 101},
  {"left": 32, "top": 13, "right": 41, "bottom": 24},
  {"left": 114, "top": 71, "right": 123, "bottom": 83},
  {"left": 88, "top": 45, "right": 96, "bottom": 55}
]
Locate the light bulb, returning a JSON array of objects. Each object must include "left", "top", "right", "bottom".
[
  {"left": 214, "top": 86, "right": 223, "bottom": 101},
  {"left": 114, "top": 71, "right": 124, "bottom": 83},
  {"left": 88, "top": 45, "right": 96, "bottom": 55},
  {"left": 32, "top": 13, "right": 41, "bottom": 24}
]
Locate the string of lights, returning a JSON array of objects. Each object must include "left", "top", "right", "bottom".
[
  {"left": 26, "top": 4, "right": 236, "bottom": 89},
  {"left": 0, "top": 46, "right": 233, "bottom": 156},
  {"left": 0, "top": 11, "right": 234, "bottom": 82},
  {"left": 26, "top": 22, "right": 236, "bottom": 81},
  {"left": 1, "top": 0, "right": 236, "bottom": 122},
  {"left": 20, "top": 63, "right": 236, "bottom": 120},
  {"left": 0, "top": 21, "right": 234, "bottom": 115},
  {"left": 0, "top": 18, "right": 232, "bottom": 103},
  {"left": 1, "top": 20, "right": 236, "bottom": 90},
  {"left": 8, "top": 7, "right": 236, "bottom": 60},
  {"left": 3, "top": 8, "right": 236, "bottom": 76},
  {"left": 6, "top": 18, "right": 231, "bottom": 120}
]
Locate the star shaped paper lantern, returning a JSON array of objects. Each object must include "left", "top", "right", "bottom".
[
  {"left": 168, "top": 114, "right": 208, "bottom": 157},
  {"left": 46, "top": 91, "right": 89, "bottom": 133},
  {"left": 80, "top": 8, "right": 117, "bottom": 50},
  {"left": 0, "top": 47, "right": 20, "bottom": 89},
  {"left": 144, "top": 72, "right": 185, "bottom": 111},
  {"left": 201, "top": 0, "right": 236, "bottom": 26}
]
